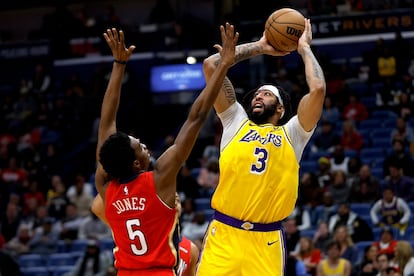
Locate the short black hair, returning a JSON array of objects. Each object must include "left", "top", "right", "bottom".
[
  {"left": 242, "top": 84, "right": 294, "bottom": 126},
  {"left": 99, "top": 131, "right": 136, "bottom": 180}
]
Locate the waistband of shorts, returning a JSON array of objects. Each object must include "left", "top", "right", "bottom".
[{"left": 213, "top": 210, "right": 282, "bottom": 232}]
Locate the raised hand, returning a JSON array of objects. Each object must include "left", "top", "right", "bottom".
[
  {"left": 213, "top": 22, "right": 239, "bottom": 67},
  {"left": 297, "top": 18, "right": 312, "bottom": 55},
  {"left": 103, "top": 28, "right": 136, "bottom": 63}
]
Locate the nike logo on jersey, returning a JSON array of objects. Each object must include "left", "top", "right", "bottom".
[{"left": 267, "top": 240, "right": 279, "bottom": 246}]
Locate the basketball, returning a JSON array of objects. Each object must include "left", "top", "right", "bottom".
[{"left": 265, "top": 8, "right": 305, "bottom": 52}]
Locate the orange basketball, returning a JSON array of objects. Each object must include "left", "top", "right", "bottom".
[{"left": 265, "top": 8, "right": 305, "bottom": 52}]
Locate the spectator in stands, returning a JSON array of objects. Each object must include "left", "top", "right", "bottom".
[
  {"left": 383, "top": 138, "right": 414, "bottom": 177},
  {"left": 372, "top": 227, "right": 398, "bottom": 256},
  {"left": 313, "top": 191, "right": 337, "bottom": 225},
  {"left": 29, "top": 63, "right": 52, "bottom": 94},
  {"left": 391, "top": 241, "right": 414, "bottom": 275},
  {"left": 284, "top": 217, "right": 301, "bottom": 255},
  {"left": 286, "top": 254, "right": 308, "bottom": 276},
  {"left": 77, "top": 209, "right": 112, "bottom": 241},
  {"left": 196, "top": 156, "right": 219, "bottom": 192},
  {"left": 181, "top": 210, "right": 209, "bottom": 249},
  {"left": 390, "top": 116, "right": 414, "bottom": 149},
  {"left": 28, "top": 217, "right": 59, "bottom": 255},
  {"left": 349, "top": 164, "right": 382, "bottom": 204},
  {"left": 381, "top": 160, "right": 414, "bottom": 202},
  {"left": 292, "top": 236, "right": 322, "bottom": 276},
  {"left": 340, "top": 119, "right": 364, "bottom": 152},
  {"left": 288, "top": 205, "right": 312, "bottom": 231},
  {"left": 370, "top": 186, "right": 411, "bottom": 236},
  {"left": 332, "top": 224, "right": 360, "bottom": 264},
  {"left": 47, "top": 175, "right": 69, "bottom": 221},
  {"left": 66, "top": 172, "right": 94, "bottom": 217},
  {"left": 310, "top": 119, "right": 340, "bottom": 154},
  {"left": 176, "top": 163, "right": 201, "bottom": 200},
  {"left": 58, "top": 202, "right": 84, "bottom": 241},
  {"left": 351, "top": 244, "right": 379, "bottom": 276},
  {"left": 316, "top": 240, "right": 352, "bottom": 276},
  {"left": 330, "top": 144, "right": 350, "bottom": 174},
  {"left": 23, "top": 204, "right": 54, "bottom": 234},
  {"left": 329, "top": 202, "right": 374, "bottom": 243},
  {"left": 321, "top": 96, "right": 341, "bottom": 125},
  {"left": 393, "top": 92, "right": 413, "bottom": 120},
  {"left": 346, "top": 156, "right": 362, "bottom": 182},
  {"left": 313, "top": 221, "right": 332, "bottom": 252},
  {"left": 200, "top": 132, "right": 221, "bottom": 168},
  {"left": 22, "top": 178, "right": 46, "bottom": 217},
  {"left": 0, "top": 202, "right": 22, "bottom": 242},
  {"left": 328, "top": 170, "right": 351, "bottom": 205},
  {"left": 0, "top": 156, "right": 28, "bottom": 195},
  {"left": 5, "top": 223, "right": 32, "bottom": 258},
  {"left": 376, "top": 77, "right": 400, "bottom": 108},
  {"left": 64, "top": 239, "right": 113, "bottom": 276},
  {"left": 342, "top": 92, "right": 368, "bottom": 123},
  {"left": 316, "top": 157, "right": 332, "bottom": 189},
  {"left": 376, "top": 252, "right": 394, "bottom": 276},
  {"left": 298, "top": 172, "right": 324, "bottom": 211},
  {"left": 180, "top": 197, "right": 196, "bottom": 229}
]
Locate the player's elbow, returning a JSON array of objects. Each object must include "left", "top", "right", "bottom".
[
  {"left": 311, "top": 80, "right": 326, "bottom": 95},
  {"left": 203, "top": 57, "right": 216, "bottom": 79}
]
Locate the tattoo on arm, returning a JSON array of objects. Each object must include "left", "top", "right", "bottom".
[
  {"left": 303, "top": 47, "right": 325, "bottom": 82},
  {"left": 222, "top": 77, "right": 235, "bottom": 104},
  {"left": 211, "top": 42, "right": 263, "bottom": 67}
]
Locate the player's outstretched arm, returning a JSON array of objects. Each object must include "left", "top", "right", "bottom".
[
  {"left": 95, "top": 28, "right": 135, "bottom": 199},
  {"left": 296, "top": 18, "right": 326, "bottom": 132},
  {"left": 154, "top": 23, "right": 238, "bottom": 205}
]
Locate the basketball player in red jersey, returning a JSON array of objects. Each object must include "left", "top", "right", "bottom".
[
  {"left": 92, "top": 24, "right": 238, "bottom": 276},
  {"left": 176, "top": 193, "right": 200, "bottom": 276}
]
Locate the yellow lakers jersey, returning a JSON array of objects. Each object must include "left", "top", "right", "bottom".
[
  {"left": 321, "top": 259, "right": 346, "bottom": 276},
  {"left": 211, "top": 118, "right": 299, "bottom": 223}
]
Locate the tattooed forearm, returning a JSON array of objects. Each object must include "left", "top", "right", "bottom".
[
  {"left": 211, "top": 42, "right": 263, "bottom": 68},
  {"left": 223, "top": 77, "right": 236, "bottom": 104},
  {"left": 302, "top": 47, "right": 325, "bottom": 83}
]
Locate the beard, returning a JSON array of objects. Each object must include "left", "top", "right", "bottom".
[{"left": 247, "top": 103, "right": 277, "bottom": 125}]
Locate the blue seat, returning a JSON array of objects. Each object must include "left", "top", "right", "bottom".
[
  {"left": 354, "top": 241, "right": 374, "bottom": 264},
  {"left": 360, "top": 147, "right": 385, "bottom": 160},
  {"left": 359, "top": 119, "right": 381, "bottom": 130},
  {"left": 300, "top": 160, "right": 319, "bottom": 174},
  {"left": 194, "top": 197, "right": 211, "bottom": 211},
  {"left": 360, "top": 97, "right": 376, "bottom": 110},
  {"left": 69, "top": 239, "right": 89, "bottom": 253},
  {"left": 370, "top": 167, "right": 383, "bottom": 179},
  {"left": 56, "top": 240, "right": 68, "bottom": 253},
  {"left": 360, "top": 215, "right": 374, "bottom": 228},
  {"left": 203, "top": 209, "right": 215, "bottom": 221},
  {"left": 300, "top": 229, "right": 316, "bottom": 238},
  {"left": 350, "top": 203, "right": 371, "bottom": 216},
  {"left": 21, "top": 266, "right": 50, "bottom": 276},
  {"left": 51, "top": 265, "right": 74, "bottom": 276},
  {"left": 371, "top": 110, "right": 398, "bottom": 120},
  {"left": 47, "top": 253, "right": 76, "bottom": 267},
  {"left": 371, "top": 137, "right": 391, "bottom": 148},
  {"left": 19, "top": 254, "right": 46, "bottom": 268},
  {"left": 100, "top": 238, "right": 115, "bottom": 251},
  {"left": 190, "top": 167, "right": 201, "bottom": 179}
]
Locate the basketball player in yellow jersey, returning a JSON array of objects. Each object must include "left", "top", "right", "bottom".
[
  {"left": 197, "top": 18, "right": 325, "bottom": 275},
  {"left": 317, "top": 240, "right": 351, "bottom": 276}
]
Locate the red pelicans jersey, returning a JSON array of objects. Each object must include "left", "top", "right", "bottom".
[
  {"left": 105, "top": 171, "right": 179, "bottom": 275},
  {"left": 177, "top": 236, "right": 191, "bottom": 276}
]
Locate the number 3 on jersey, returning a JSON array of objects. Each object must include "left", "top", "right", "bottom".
[
  {"left": 251, "top": 147, "right": 268, "bottom": 174},
  {"left": 127, "top": 219, "right": 148, "bottom": 255}
]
